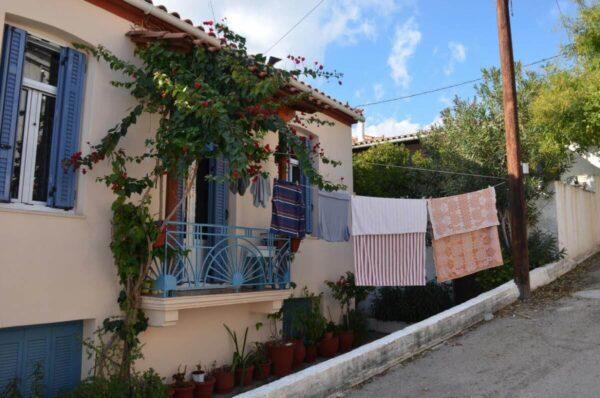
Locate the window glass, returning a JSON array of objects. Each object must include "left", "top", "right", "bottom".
[
  {"left": 10, "top": 89, "right": 28, "bottom": 199},
  {"left": 23, "top": 40, "right": 60, "bottom": 86},
  {"left": 31, "top": 95, "right": 56, "bottom": 202},
  {"left": 288, "top": 159, "right": 301, "bottom": 184}
]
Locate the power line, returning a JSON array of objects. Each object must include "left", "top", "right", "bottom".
[
  {"left": 361, "top": 162, "right": 507, "bottom": 180},
  {"left": 555, "top": 0, "right": 566, "bottom": 20},
  {"left": 356, "top": 54, "right": 563, "bottom": 107},
  {"left": 209, "top": 0, "right": 216, "bottom": 22},
  {"left": 264, "top": 0, "right": 326, "bottom": 55}
]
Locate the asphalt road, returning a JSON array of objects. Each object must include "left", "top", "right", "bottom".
[{"left": 344, "top": 253, "right": 600, "bottom": 398}]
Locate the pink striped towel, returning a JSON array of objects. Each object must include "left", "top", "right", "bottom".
[{"left": 353, "top": 233, "right": 426, "bottom": 286}]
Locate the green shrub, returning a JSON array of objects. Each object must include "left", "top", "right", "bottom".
[
  {"left": 62, "top": 369, "right": 168, "bottom": 398},
  {"left": 476, "top": 229, "right": 566, "bottom": 291},
  {"left": 371, "top": 282, "right": 454, "bottom": 323}
]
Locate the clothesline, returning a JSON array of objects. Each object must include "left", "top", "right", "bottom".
[{"left": 272, "top": 152, "right": 506, "bottom": 180}]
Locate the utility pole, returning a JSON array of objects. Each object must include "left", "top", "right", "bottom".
[{"left": 496, "top": 0, "right": 530, "bottom": 299}]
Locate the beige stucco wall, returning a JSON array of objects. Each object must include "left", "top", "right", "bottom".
[
  {"left": 554, "top": 181, "right": 600, "bottom": 259},
  {"left": 0, "top": 0, "right": 356, "bottom": 381}
]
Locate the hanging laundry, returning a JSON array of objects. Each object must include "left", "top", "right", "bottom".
[
  {"left": 352, "top": 196, "right": 427, "bottom": 286},
  {"left": 317, "top": 190, "right": 350, "bottom": 242},
  {"left": 270, "top": 179, "right": 305, "bottom": 238},
  {"left": 428, "top": 187, "right": 503, "bottom": 282},
  {"left": 229, "top": 176, "right": 251, "bottom": 196},
  {"left": 250, "top": 174, "right": 271, "bottom": 208}
]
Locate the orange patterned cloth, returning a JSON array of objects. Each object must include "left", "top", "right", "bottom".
[
  {"left": 428, "top": 187, "right": 499, "bottom": 239},
  {"left": 428, "top": 187, "right": 503, "bottom": 282},
  {"left": 432, "top": 227, "right": 503, "bottom": 282}
]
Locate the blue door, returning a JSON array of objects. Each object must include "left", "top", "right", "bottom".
[{"left": 0, "top": 321, "right": 82, "bottom": 397}]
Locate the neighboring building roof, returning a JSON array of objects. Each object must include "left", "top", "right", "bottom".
[
  {"left": 352, "top": 132, "right": 426, "bottom": 149},
  {"left": 85, "top": 0, "right": 365, "bottom": 124}
]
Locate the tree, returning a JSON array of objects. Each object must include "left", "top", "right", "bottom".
[
  {"left": 532, "top": 1, "right": 600, "bottom": 153},
  {"left": 72, "top": 21, "right": 344, "bottom": 379}
]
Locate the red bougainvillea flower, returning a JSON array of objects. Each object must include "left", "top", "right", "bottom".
[
  {"left": 203, "top": 20, "right": 214, "bottom": 26},
  {"left": 194, "top": 82, "right": 202, "bottom": 89}
]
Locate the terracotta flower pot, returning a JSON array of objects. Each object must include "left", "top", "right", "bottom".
[
  {"left": 292, "top": 339, "right": 306, "bottom": 368},
  {"left": 253, "top": 361, "right": 272, "bottom": 381},
  {"left": 235, "top": 365, "right": 254, "bottom": 387},
  {"left": 323, "top": 331, "right": 334, "bottom": 340},
  {"left": 214, "top": 368, "right": 235, "bottom": 394},
  {"left": 291, "top": 237, "right": 302, "bottom": 253},
  {"left": 194, "top": 375, "right": 215, "bottom": 398},
  {"left": 305, "top": 345, "right": 318, "bottom": 363},
  {"left": 267, "top": 342, "right": 294, "bottom": 377},
  {"left": 172, "top": 382, "right": 195, "bottom": 398},
  {"left": 337, "top": 330, "right": 354, "bottom": 352},
  {"left": 318, "top": 335, "right": 339, "bottom": 358}
]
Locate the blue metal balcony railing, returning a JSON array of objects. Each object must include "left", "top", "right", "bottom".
[{"left": 148, "top": 222, "right": 292, "bottom": 297}]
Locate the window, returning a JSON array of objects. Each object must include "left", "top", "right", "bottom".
[
  {"left": 286, "top": 157, "right": 301, "bottom": 184},
  {"left": 11, "top": 38, "right": 60, "bottom": 204},
  {"left": 279, "top": 136, "right": 314, "bottom": 234},
  {"left": 0, "top": 25, "right": 86, "bottom": 209}
]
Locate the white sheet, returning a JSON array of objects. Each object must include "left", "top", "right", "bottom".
[{"left": 351, "top": 196, "right": 427, "bottom": 236}]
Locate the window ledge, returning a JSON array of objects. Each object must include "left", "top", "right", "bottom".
[
  {"left": 141, "top": 290, "right": 291, "bottom": 327},
  {"left": 0, "top": 202, "right": 83, "bottom": 219}
]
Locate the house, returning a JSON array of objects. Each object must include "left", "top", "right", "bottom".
[
  {"left": 0, "top": 0, "right": 364, "bottom": 393},
  {"left": 351, "top": 123, "right": 426, "bottom": 154}
]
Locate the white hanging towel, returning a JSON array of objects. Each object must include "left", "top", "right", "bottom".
[
  {"left": 351, "top": 196, "right": 427, "bottom": 286},
  {"left": 351, "top": 196, "right": 427, "bottom": 235}
]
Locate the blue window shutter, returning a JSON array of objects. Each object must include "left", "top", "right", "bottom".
[
  {"left": 0, "top": 328, "right": 23, "bottom": 393},
  {"left": 48, "top": 47, "right": 86, "bottom": 209},
  {"left": 208, "top": 155, "right": 228, "bottom": 225},
  {"left": 21, "top": 327, "right": 50, "bottom": 397},
  {"left": 48, "top": 322, "right": 82, "bottom": 396},
  {"left": 0, "top": 26, "right": 26, "bottom": 202},
  {"left": 301, "top": 141, "right": 313, "bottom": 234}
]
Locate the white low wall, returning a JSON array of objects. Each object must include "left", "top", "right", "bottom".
[{"left": 237, "top": 247, "right": 599, "bottom": 398}]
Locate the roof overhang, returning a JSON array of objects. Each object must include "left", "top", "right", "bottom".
[{"left": 85, "top": 0, "right": 365, "bottom": 125}]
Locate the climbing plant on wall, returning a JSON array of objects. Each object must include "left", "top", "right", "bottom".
[{"left": 70, "top": 21, "right": 345, "bottom": 378}]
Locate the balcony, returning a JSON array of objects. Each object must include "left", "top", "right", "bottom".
[{"left": 142, "top": 222, "right": 293, "bottom": 326}]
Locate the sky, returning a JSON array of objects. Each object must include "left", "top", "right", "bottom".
[{"left": 158, "top": 0, "right": 577, "bottom": 138}]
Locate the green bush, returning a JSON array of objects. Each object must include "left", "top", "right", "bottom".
[
  {"left": 62, "top": 369, "right": 169, "bottom": 398},
  {"left": 476, "top": 229, "right": 566, "bottom": 291},
  {"left": 371, "top": 282, "right": 454, "bottom": 323}
]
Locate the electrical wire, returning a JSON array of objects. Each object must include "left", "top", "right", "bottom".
[
  {"left": 209, "top": 0, "right": 216, "bottom": 22},
  {"left": 356, "top": 54, "right": 564, "bottom": 107},
  {"left": 360, "top": 162, "right": 507, "bottom": 180},
  {"left": 264, "top": 0, "right": 326, "bottom": 54}
]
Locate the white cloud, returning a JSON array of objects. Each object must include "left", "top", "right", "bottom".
[
  {"left": 444, "top": 41, "right": 467, "bottom": 75},
  {"left": 373, "top": 83, "right": 385, "bottom": 100},
  {"left": 158, "top": 0, "right": 403, "bottom": 64},
  {"left": 387, "top": 18, "right": 421, "bottom": 87},
  {"left": 352, "top": 115, "right": 442, "bottom": 138}
]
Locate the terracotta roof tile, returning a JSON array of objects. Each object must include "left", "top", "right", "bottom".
[{"left": 123, "top": 2, "right": 363, "bottom": 120}]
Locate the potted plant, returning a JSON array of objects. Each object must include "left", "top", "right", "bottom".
[
  {"left": 318, "top": 321, "right": 339, "bottom": 358},
  {"left": 297, "top": 290, "right": 327, "bottom": 363},
  {"left": 251, "top": 342, "right": 272, "bottom": 381},
  {"left": 224, "top": 324, "right": 254, "bottom": 387},
  {"left": 265, "top": 310, "right": 294, "bottom": 377},
  {"left": 171, "top": 365, "right": 194, "bottom": 398},
  {"left": 325, "top": 272, "right": 375, "bottom": 353},
  {"left": 213, "top": 365, "right": 235, "bottom": 394},
  {"left": 193, "top": 362, "right": 216, "bottom": 398},
  {"left": 191, "top": 362, "right": 205, "bottom": 383}
]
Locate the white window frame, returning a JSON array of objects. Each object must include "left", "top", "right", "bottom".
[
  {"left": 12, "top": 78, "right": 57, "bottom": 206},
  {"left": 287, "top": 157, "right": 300, "bottom": 183}
]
